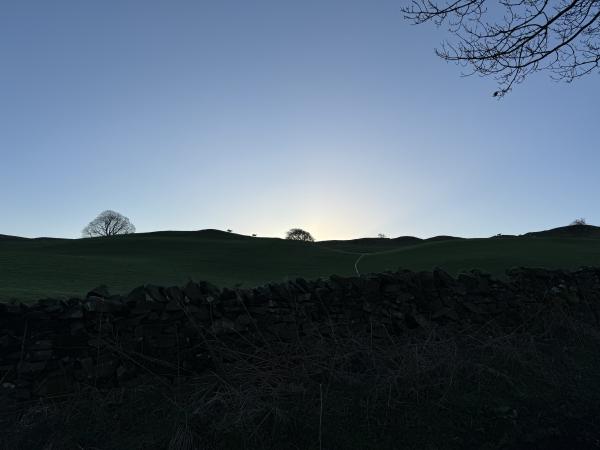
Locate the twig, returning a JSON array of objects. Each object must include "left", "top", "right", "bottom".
[
  {"left": 319, "top": 383, "right": 323, "bottom": 450},
  {"left": 19, "top": 320, "right": 28, "bottom": 367}
]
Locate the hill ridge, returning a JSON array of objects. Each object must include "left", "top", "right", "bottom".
[
  {"left": 2, "top": 224, "right": 599, "bottom": 242},
  {"left": 523, "top": 224, "right": 600, "bottom": 239}
]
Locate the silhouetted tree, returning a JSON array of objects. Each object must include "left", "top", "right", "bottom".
[
  {"left": 377, "top": 233, "right": 387, "bottom": 239},
  {"left": 227, "top": 229, "right": 232, "bottom": 233},
  {"left": 82, "top": 210, "right": 136, "bottom": 237},
  {"left": 403, "top": 0, "right": 600, "bottom": 96},
  {"left": 285, "top": 228, "right": 315, "bottom": 242},
  {"left": 252, "top": 234, "right": 257, "bottom": 237},
  {"left": 570, "top": 218, "right": 587, "bottom": 225}
]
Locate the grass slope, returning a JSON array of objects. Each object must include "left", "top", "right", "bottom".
[
  {"left": 359, "top": 237, "right": 600, "bottom": 276},
  {"left": 0, "top": 231, "right": 358, "bottom": 301},
  {"left": 523, "top": 223, "right": 600, "bottom": 238},
  {"left": 2, "top": 227, "right": 600, "bottom": 301},
  {"left": 317, "top": 237, "right": 422, "bottom": 253},
  {"left": 318, "top": 235, "right": 461, "bottom": 253}
]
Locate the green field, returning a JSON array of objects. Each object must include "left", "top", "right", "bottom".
[{"left": 2, "top": 228, "right": 600, "bottom": 301}]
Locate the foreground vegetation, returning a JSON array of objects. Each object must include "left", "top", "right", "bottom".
[
  {"left": 2, "top": 304, "right": 599, "bottom": 449},
  {"left": 2, "top": 227, "right": 600, "bottom": 301}
]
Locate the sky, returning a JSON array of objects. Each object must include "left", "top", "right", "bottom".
[{"left": 0, "top": 0, "right": 598, "bottom": 240}]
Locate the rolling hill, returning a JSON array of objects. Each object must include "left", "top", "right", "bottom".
[
  {"left": 0, "top": 234, "right": 27, "bottom": 241},
  {"left": 523, "top": 223, "right": 600, "bottom": 238},
  {"left": 358, "top": 236, "right": 600, "bottom": 276},
  {"left": 1, "top": 225, "right": 600, "bottom": 301}
]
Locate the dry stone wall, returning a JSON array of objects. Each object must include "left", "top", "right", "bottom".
[{"left": 1, "top": 267, "right": 600, "bottom": 402}]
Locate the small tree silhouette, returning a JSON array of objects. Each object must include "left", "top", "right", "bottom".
[
  {"left": 570, "top": 218, "right": 587, "bottom": 226},
  {"left": 377, "top": 233, "right": 387, "bottom": 239},
  {"left": 285, "top": 228, "right": 314, "bottom": 242},
  {"left": 82, "top": 210, "right": 135, "bottom": 237}
]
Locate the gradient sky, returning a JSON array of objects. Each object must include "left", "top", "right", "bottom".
[{"left": 1, "top": 0, "right": 598, "bottom": 240}]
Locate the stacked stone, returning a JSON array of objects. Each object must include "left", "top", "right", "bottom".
[{"left": 1, "top": 267, "right": 599, "bottom": 401}]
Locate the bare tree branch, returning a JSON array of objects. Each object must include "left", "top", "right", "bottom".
[{"left": 403, "top": 0, "right": 600, "bottom": 95}]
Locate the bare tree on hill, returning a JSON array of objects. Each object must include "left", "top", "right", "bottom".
[
  {"left": 285, "top": 228, "right": 315, "bottom": 242},
  {"left": 82, "top": 210, "right": 136, "bottom": 237},
  {"left": 402, "top": 0, "right": 600, "bottom": 96},
  {"left": 570, "top": 217, "right": 587, "bottom": 225}
]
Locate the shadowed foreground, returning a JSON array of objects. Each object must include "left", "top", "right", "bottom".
[{"left": 2, "top": 268, "right": 600, "bottom": 449}]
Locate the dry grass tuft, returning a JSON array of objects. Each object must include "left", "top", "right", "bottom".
[{"left": 2, "top": 303, "right": 600, "bottom": 449}]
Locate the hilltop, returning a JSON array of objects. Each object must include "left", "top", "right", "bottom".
[
  {"left": 317, "top": 224, "right": 600, "bottom": 252},
  {"left": 522, "top": 224, "right": 600, "bottom": 238},
  {"left": 318, "top": 235, "right": 463, "bottom": 253},
  {"left": 5, "top": 223, "right": 599, "bottom": 243},
  {"left": 1, "top": 224, "right": 600, "bottom": 301},
  {"left": 0, "top": 234, "right": 27, "bottom": 241}
]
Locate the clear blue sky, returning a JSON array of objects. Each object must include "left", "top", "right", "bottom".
[{"left": 1, "top": 0, "right": 597, "bottom": 240}]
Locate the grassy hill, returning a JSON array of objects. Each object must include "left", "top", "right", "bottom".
[
  {"left": 317, "top": 236, "right": 423, "bottom": 253},
  {"left": 359, "top": 236, "right": 600, "bottom": 276},
  {"left": 2, "top": 226, "right": 600, "bottom": 301},
  {"left": 523, "top": 223, "right": 600, "bottom": 238},
  {"left": 318, "top": 235, "right": 463, "bottom": 253},
  {"left": 0, "top": 230, "right": 358, "bottom": 301},
  {"left": 0, "top": 234, "right": 27, "bottom": 241}
]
